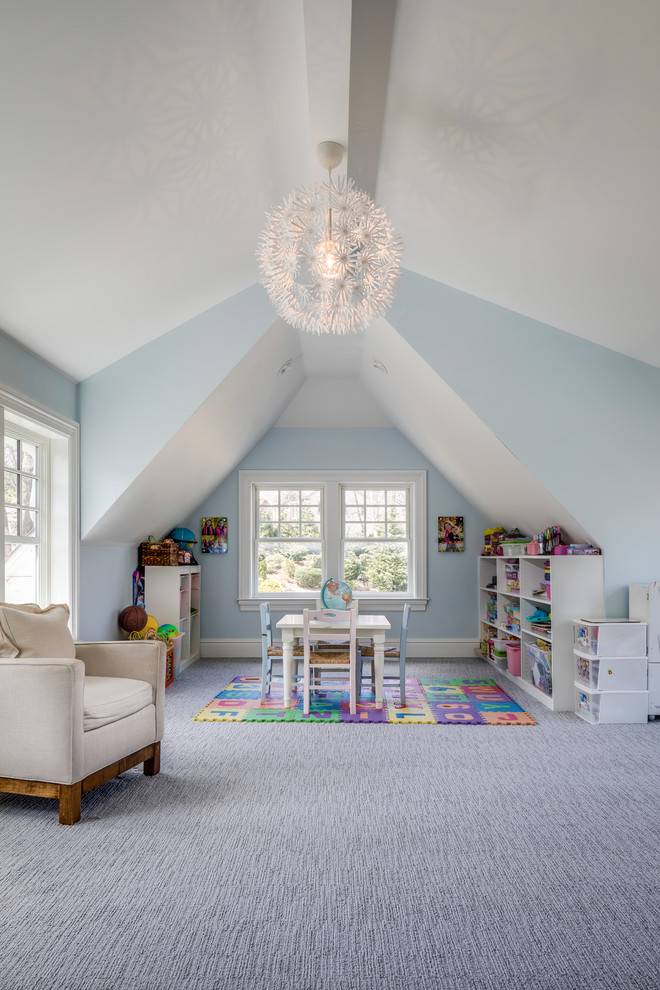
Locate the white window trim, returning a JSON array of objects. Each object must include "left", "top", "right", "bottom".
[
  {"left": 0, "top": 385, "right": 80, "bottom": 636},
  {"left": 238, "top": 469, "right": 427, "bottom": 612},
  {"left": 3, "top": 419, "right": 50, "bottom": 605}
]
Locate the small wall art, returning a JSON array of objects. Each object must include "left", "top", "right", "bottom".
[
  {"left": 201, "top": 516, "right": 228, "bottom": 554},
  {"left": 438, "top": 515, "right": 464, "bottom": 552}
]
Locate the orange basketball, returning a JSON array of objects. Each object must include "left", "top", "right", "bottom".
[{"left": 118, "top": 605, "right": 148, "bottom": 633}]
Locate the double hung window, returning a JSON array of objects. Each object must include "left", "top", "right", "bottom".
[
  {"left": 3, "top": 427, "right": 47, "bottom": 603},
  {"left": 239, "top": 470, "right": 426, "bottom": 609},
  {"left": 1, "top": 387, "right": 79, "bottom": 625}
]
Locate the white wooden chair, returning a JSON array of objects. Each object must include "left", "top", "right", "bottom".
[
  {"left": 259, "top": 601, "right": 303, "bottom": 703},
  {"left": 302, "top": 608, "right": 358, "bottom": 715},
  {"left": 358, "top": 603, "right": 411, "bottom": 706}
]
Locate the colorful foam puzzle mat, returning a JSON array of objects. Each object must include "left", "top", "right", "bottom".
[{"left": 193, "top": 676, "right": 536, "bottom": 725}]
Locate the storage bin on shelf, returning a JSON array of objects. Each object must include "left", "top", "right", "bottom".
[
  {"left": 573, "top": 619, "right": 647, "bottom": 657},
  {"left": 525, "top": 642, "right": 552, "bottom": 695},
  {"left": 574, "top": 684, "right": 649, "bottom": 724},
  {"left": 506, "top": 641, "right": 521, "bottom": 676},
  {"left": 489, "top": 637, "right": 509, "bottom": 668},
  {"left": 139, "top": 540, "right": 179, "bottom": 566},
  {"left": 574, "top": 652, "right": 647, "bottom": 692},
  {"left": 502, "top": 541, "right": 527, "bottom": 557}
]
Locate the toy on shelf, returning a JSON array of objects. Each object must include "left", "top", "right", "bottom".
[
  {"left": 168, "top": 527, "right": 198, "bottom": 565},
  {"left": 482, "top": 527, "right": 504, "bottom": 556}
]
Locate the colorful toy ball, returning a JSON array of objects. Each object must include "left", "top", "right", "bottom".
[
  {"left": 118, "top": 604, "right": 148, "bottom": 633},
  {"left": 157, "top": 623, "right": 178, "bottom": 639}
]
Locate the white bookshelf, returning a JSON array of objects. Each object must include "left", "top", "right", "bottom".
[
  {"left": 478, "top": 554, "right": 605, "bottom": 710},
  {"left": 144, "top": 565, "right": 201, "bottom": 672}
]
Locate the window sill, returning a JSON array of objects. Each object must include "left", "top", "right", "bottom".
[{"left": 238, "top": 596, "right": 428, "bottom": 612}]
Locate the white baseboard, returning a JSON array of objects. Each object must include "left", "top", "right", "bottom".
[{"left": 201, "top": 638, "right": 479, "bottom": 659}]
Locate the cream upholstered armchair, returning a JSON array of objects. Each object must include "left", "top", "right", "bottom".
[{"left": 0, "top": 602, "right": 165, "bottom": 824}]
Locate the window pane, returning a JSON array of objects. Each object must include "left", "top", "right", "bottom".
[
  {"left": 257, "top": 542, "right": 322, "bottom": 593},
  {"left": 280, "top": 506, "right": 299, "bottom": 522},
  {"left": 21, "top": 442, "right": 38, "bottom": 474},
  {"left": 345, "top": 523, "right": 364, "bottom": 538},
  {"left": 280, "top": 523, "right": 300, "bottom": 539},
  {"left": 366, "top": 522, "right": 386, "bottom": 538},
  {"left": 5, "top": 507, "right": 18, "bottom": 536},
  {"left": 301, "top": 522, "right": 320, "bottom": 538},
  {"left": 388, "top": 490, "right": 407, "bottom": 505},
  {"left": 21, "top": 509, "right": 38, "bottom": 537},
  {"left": 259, "top": 521, "right": 279, "bottom": 538},
  {"left": 387, "top": 522, "right": 406, "bottom": 538},
  {"left": 259, "top": 506, "right": 277, "bottom": 522},
  {"left": 4, "top": 438, "right": 17, "bottom": 469},
  {"left": 343, "top": 543, "right": 408, "bottom": 592},
  {"left": 366, "top": 506, "right": 385, "bottom": 522},
  {"left": 301, "top": 490, "right": 320, "bottom": 506},
  {"left": 344, "top": 489, "right": 363, "bottom": 507},
  {"left": 5, "top": 471, "right": 18, "bottom": 504},
  {"left": 367, "top": 490, "right": 386, "bottom": 506},
  {"left": 259, "top": 490, "right": 279, "bottom": 506},
  {"left": 280, "top": 490, "right": 300, "bottom": 506},
  {"left": 4, "top": 543, "right": 38, "bottom": 603},
  {"left": 21, "top": 477, "right": 38, "bottom": 507}
]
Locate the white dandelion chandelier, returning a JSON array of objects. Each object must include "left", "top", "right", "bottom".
[{"left": 257, "top": 141, "right": 403, "bottom": 335}]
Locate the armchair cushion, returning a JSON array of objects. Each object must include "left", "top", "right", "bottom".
[
  {"left": 0, "top": 603, "right": 75, "bottom": 659},
  {"left": 83, "top": 676, "right": 153, "bottom": 731}
]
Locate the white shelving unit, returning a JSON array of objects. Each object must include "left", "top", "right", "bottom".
[
  {"left": 478, "top": 554, "right": 605, "bottom": 710},
  {"left": 573, "top": 618, "right": 648, "bottom": 723},
  {"left": 144, "top": 565, "right": 201, "bottom": 673}
]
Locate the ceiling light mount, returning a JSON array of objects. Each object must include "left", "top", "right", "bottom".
[{"left": 257, "top": 141, "right": 402, "bottom": 336}]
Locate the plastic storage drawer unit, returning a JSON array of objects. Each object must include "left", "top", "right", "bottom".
[
  {"left": 574, "top": 684, "right": 649, "bottom": 724},
  {"left": 573, "top": 619, "right": 647, "bottom": 657},
  {"left": 574, "top": 652, "right": 648, "bottom": 693}
]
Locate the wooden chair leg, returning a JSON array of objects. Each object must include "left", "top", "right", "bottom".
[
  {"left": 58, "top": 782, "right": 82, "bottom": 825},
  {"left": 143, "top": 741, "right": 160, "bottom": 776}
]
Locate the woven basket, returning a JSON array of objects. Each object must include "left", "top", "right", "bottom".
[{"left": 139, "top": 540, "right": 179, "bottom": 566}]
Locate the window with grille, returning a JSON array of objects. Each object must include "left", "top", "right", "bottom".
[
  {"left": 256, "top": 487, "right": 323, "bottom": 594},
  {"left": 239, "top": 470, "right": 426, "bottom": 609},
  {"left": 3, "top": 428, "right": 47, "bottom": 604},
  {"left": 342, "top": 487, "right": 409, "bottom": 593},
  {"left": 1, "top": 387, "right": 79, "bottom": 625}
]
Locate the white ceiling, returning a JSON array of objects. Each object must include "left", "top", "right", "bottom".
[{"left": 1, "top": 0, "right": 659, "bottom": 382}]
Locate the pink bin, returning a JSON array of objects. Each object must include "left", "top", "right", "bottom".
[{"left": 505, "top": 642, "right": 522, "bottom": 676}]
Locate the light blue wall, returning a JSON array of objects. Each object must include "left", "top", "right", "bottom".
[
  {"left": 183, "top": 427, "right": 490, "bottom": 645},
  {"left": 391, "top": 269, "right": 660, "bottom": 615},
  {"left": 0, "top": 332, "right": 77, "bottom": 422},
  {"left": 78, "top": 284, "right": 274, "bottom": 537},
  {"left": 78, "top": 545, "right": 137, "bottom": 641}
]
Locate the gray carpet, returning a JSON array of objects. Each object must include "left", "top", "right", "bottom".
[{"left": 2, "top": 657, "right": 659, "bottom": 990}]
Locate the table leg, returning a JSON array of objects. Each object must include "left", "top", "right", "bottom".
[
  {"left": 282, "top": 631, "right": 295, "bottom": 707},
  {"left": 373, "top": 631, "right": 385, "bottom": 709}
]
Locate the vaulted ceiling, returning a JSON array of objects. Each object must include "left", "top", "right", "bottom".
[
  {"left": 3, "top": 0, "right": 660, "bottom": 560},
  {"left": 2, "top": 0, "right": 659, "bottom": 383}
]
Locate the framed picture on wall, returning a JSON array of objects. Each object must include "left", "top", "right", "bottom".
[
  {"left": 438, "top": 516, "right": 464, "bottom": 552},
  {"left": 201, "top": 517, "right": 228, "bottom": 553}
]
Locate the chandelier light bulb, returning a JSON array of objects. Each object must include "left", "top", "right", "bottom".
[{"left": 257, "top": 143, "right": 403, "bottom": 335}]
